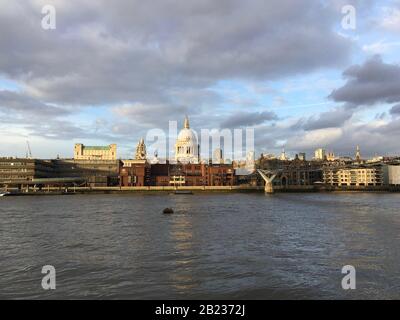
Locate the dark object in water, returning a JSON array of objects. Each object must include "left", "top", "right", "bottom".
[
  {"left": 174, "top": 190, "right": 193, "bottom": 195},
  {"left": 163, "top": 208, "right": 174, "bottom": 214}
]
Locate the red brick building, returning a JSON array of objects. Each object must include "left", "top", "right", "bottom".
[
  {"left": 121, "top": 162, "right": 235, "bottom": 187},
  {"left": 119, "top": 160, "right": 150, "bottom": 186}
]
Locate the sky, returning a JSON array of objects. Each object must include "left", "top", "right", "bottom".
[{"left": 0, "top": 0, "right": 400, "bottom": 160}]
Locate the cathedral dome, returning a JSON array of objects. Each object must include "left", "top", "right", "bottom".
[
  {"left": 177, "top": 127, "right": 198, "bottom": 144},
  {"left": 175, "top": 116, "right": 199, "bottom": 163}
]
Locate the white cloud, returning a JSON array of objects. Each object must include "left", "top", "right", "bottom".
[
  {"left": 362, "top": 41, "right": 400, "bottom": 54},
  {"left": 286, "top": 128, "right": 343, "bottom": 150},
  {"left": 382, "top": 7, "right": 400, "bottom": 32}
]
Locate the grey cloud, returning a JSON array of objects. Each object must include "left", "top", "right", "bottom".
[
  {"left": 0, "top": 90, "right": 70, "bottom": 117},
  {"left": 390, "top": 103, "right": 400, "bottom": 116},
  {"left": 283, "top": 115, "right": 400, "bottom": 158},
  {"left": 0, "top": 0, "right": 352, "bottom": 107},
  {"left": 370, "top": 118, "right": 400, "bottom": 136},
  {"left": 332, "top": 120, "right": 400, "bottom": 157},
  {"left": 0, "top": 90, "right": 119, "bottom": 142},
  {"left": 113, "top": 103, "right": 193, "bottom": 128},
  {"left": 220, "top": 111, "right": 277, "bottom": 128},
  {"left": 329, "top": 56, "right": 400, "bottom": 107},
  {"left": 295, "top": 107, "right": 353, "bottom": 131}
]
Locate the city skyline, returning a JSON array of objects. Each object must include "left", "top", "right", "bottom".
[
  {"left": 1, "top": 1, "right": 400, "bottom": 159},
  {"left": 0, "top": 115, "right": 394, "bottom": 162}
]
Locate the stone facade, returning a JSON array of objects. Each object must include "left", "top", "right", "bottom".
[
  {"left": 135, "top": 138, "right": 146, "bottom": 160},
  {"left": 74, "top": 144, "right": 117, "bottom": 160}
]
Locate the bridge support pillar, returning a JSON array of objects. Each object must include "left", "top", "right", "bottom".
[
  {"left": 257, "top": 170, "right": 277, "bottom": 194},
  {"left": 264, "top": 182, "right": 274, "bottom": 194}
]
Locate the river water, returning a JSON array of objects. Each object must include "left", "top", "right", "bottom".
[{"left": 1, "top": 193, "right": 399, "bottom": 299}]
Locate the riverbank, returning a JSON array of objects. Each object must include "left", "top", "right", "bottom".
[{"left": 2, "top": 185, "right": 400, "bottom": 195}]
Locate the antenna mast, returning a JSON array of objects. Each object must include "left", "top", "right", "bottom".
[{"left": 26, "top": 141, "right": 32, "bottom": 159}]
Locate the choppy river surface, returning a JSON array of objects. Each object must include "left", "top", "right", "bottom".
[{"left": 1, "top": 193, "right": 399, "bottom": 299}]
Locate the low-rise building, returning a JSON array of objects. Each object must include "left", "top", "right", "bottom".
[
  {"left": 323, "top": 166, "right": 383, "bottom": 186},
  {"left": 53, "top": 159, "right": 121, "bottom": 186},
  {"left": 0, "top": 158, "right": 55, "bottom": 184},
  {"left": 120, "top": 160, "right": 150, "bottom": 186}
]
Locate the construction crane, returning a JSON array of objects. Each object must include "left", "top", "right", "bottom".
[{"left": 26, "top": 141, "right": 32, "bottom": 159}]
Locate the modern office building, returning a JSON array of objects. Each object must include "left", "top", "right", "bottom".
[
  {"left": 0, "top": 158, "right": 55, "bottom": 183},
  {"left": 314, "top": 148, "right": 326, "bottom": 161},
  {"left": 53, "top": 159, "right": 121, "bottom": 186}
]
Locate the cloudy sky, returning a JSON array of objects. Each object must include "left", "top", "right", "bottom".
[{"left": 1, "top": 0, "right": 400, "bottom": 159}]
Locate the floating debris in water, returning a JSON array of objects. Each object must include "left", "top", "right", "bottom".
[{"left": 163, "top": 208, "right": 174, "bottom": 214}]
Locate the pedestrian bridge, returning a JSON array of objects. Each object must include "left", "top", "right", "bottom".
[{"left": 257, "top": 169, "right": 283, "bottom": 193}]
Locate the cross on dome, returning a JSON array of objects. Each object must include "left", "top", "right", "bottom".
[{"left": 184, "top": 115, "right": 190, "bottom": 129}]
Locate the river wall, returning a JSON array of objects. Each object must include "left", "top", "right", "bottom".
[{"left": 3, "top": 184, "right": 400, "bottom": 195}]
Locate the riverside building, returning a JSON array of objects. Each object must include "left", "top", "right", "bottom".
[
  {"left": 0, "top": 158, "right": 55, "bottom": 183},
  {"left": 323, "top": 166, "right": 384, "bottom": 186}
]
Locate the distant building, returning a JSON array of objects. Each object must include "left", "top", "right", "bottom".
[
  {"left": 314, "top": 148, "right": 326, "bottom": 161},
  {"left": 257, "top": 158, "right": 323, "bottom": 186},
  {"left": 213, "top": 148, "right": 223, "bottom": 164},
  {"left": 367, "top": 155, "right": 383, "bottom": 164},
  {"left": 151, "top": 150, "right": 160, "bottom": 164},
  {"left": 298, "top": 153, "right": 306, "bottom": 161},
  {"left": 259, "top": 153, "right": 276, "bottom": 160},
  {"left": 120, "top": 139, "right": 150, "bottom": 187},
  {"left": 383, "top": 165, "right": 400, "bottom": 185},
  {"left": 355, "top": 145, "right": 361, "bottom": 162},
  {"left": 326, "top": 152, "right": 336, "bottom": 161},
  {"left": 74, "top": 143, "right": 117, "bottom": 160},
  {"left": 279, "top": 148, "right": 288, "bottom": 161},
  {"left": 135, "top": 138, "right": 147, "bottom": 160}
]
